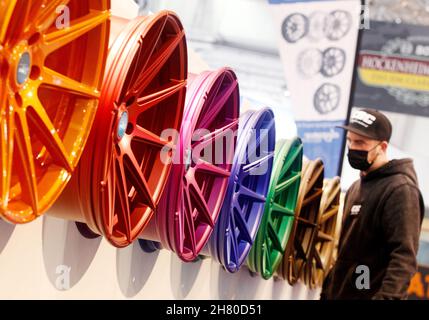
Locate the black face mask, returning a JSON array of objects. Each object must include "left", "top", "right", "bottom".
[{"left": 347, "top": 144, "right": 380, "bottom": 171}]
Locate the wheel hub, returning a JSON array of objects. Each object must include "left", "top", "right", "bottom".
[
  {"left": 184, "top": 148, "right": 192, "bottom": 171},
  {"left": 117, "top": 110, "right": 128, "bottom": 141},
  {"left": 16, "top": 51, "right": 31, "bottom": 85}
]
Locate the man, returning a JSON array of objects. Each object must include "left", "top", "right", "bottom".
[{"left": 321, "top": 108, "right": 425, "bottom": 300}]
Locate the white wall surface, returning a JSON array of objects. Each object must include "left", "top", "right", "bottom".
[{"left": 0, "top": 216, "right": 320, "bottom": 300}]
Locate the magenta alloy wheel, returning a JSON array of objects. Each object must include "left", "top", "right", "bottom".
[
  {"left": 141, "top": 68, "right": 240, "bottom": 262},
  {"left": 204, "top": 108, "right": 276, "bottom": 273}
]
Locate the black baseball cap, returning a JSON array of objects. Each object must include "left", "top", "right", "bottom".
[{"left": 338, "top": 108, "right": 392, "bottom": 142}]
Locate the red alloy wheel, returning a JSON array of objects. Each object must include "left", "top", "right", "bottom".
[{"left": 52, "top": 11, "right": 188, "bottom": 248}]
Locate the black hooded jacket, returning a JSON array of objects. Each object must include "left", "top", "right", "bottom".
[{"left": 321, "top": 159, "right": 425, "bottom": 300}]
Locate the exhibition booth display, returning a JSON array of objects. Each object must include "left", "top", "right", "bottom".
[{"left": 0, "top": 1, "right": 342, "bottom": 290}]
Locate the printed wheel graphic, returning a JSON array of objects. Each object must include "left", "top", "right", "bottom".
[
  {"left": 313, "top": 83, "right": 341, "bottom": 115},
  {"left": 297, "top": 49, "right": 323, "bottom": 78},
  {"left": 278, "top": 159, "right": 324, "bottom": 285},
  {"left": 206, "top": 108, "right": 276, "bottom": 273},
  {"left": 321, "top": 47, "right": 346, "bottom": 78},
  {"left": 0, "top": 0, "right": 110, "bottom": 223},
  {"left": 324, "top": 10, "right": 352, "bottom": 41},
  {"left": 247, "top": 138, "right": 303, "bottom": 280},
  {"left": 308, "top": 11, "right": 327, "bottom": 42},
  {"left": 281, "top": 13, "right": 309, "bottom": 43},
  {"left": 55, "top": 11, "right": 188, "bottom": 247},
  {"left": 304, "top": 177, "right": 340, "bottom": 289},
  {"left": 141, "top": 68, "right": 240, "bottom": 262}
]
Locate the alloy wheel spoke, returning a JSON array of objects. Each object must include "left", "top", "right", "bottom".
[
  {"left": 0, "top": 0, "right": 16, "bottom": 44},
  {"left": 297, "top": 216, "right": 317, "bottom": 228},
  {"left": 195, "top": 159, "right": 230, "bottom": 178},
  {"left": 238, "top": 184, "right": 266, "bottom": 203},
  {"left": 314, "top": 248, "right": 324, "bottom": 270},
  {"left": 193, "top": 120, "right": 239, "bottom": 150},
  {"left": 200, "top": 72, "right": 226, "bottom": 117},
  {"left": 123, "top": 151, "right": 155, "bottom": 210},
  {"left": 271, "top": 202, "right": 294, "bottom": 216},
  {"left": 126, "top": 15, "right": 169, "bottom": 89},
  {"left": 114, "top": 158, "right": 132, "bottom": 241},
  {"left": 0, "top": 101, "right": 14, "bottom": 207},
  {"left": 183, "top": 185, "right": 197, "bottom": 254},
  {"left": 295, "top": 239, "right": 307, "bottom": 260},
  {"left": 280, "top": 145, "right": 303, "bottom": 178},
  {"left": 35, "top": 0, "right": 71, "bottom": 33},
  {"left": 13, "top": 109, "right": 38, "bottom": 213},
  {"left": 226, "top": 213, "right": 239, "bottom": 264},
  {"left": 135, "top": 80, "right": 186, "bottom": 112},
  {"left": 132, "top": 31, "right": 185, "bottom": 96},
  {"left": 275, "top": 173, "right": 301, "bottom": 194},
  {"left": 233, "top": 204, "right": 253, "bottom": 243},
  {"left": 242, "top": 153, "right": 274, "bottom": 177},
  {"left": 42, "top": 10, "right": 110, "bottom": 56},
  {"left": 132, "top": 124, "right": 169, "bottom": 149},
  {"left": 262, "top": 244, "right": 272, "bottom": 274},
  {"left": 106, "top": 151, "right": 117, "bottom": 235},
  {"left": 4, "top": 0, "right": 31, "bottom": 41},
  {"left": 198, "top": 80, "right": 238, "bottom": 129},
  {"left": 268, "top": 222, "right": 283, "bottom": 252},
  {"left": 319, "top": 206, "right": 339, "bottom": 224},
  {"left": 189, "top": 182, "right": 214, "bottom": 227},
  {"left": 317, "top": 230, "right": 334, "bottom": 243},
  {"left": 301, "top": 188, "right": 323, "bottom": 207},
  {"left": 41, "top": 66, "right": 100, "bottom": 98},
  {"left": 29, "top": 97, "right": 72, "bottom": 171}
]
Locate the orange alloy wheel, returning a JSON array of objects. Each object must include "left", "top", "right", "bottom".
[
  {"left": 52, "top": 11, "right": 188, "bottom": 248},
  {"left": 0, "top": 0, "right": 110, "bottom": 223}
]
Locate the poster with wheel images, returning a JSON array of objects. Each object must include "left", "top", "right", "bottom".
[{"left": 269, "top": 0, "right": 361, "bottom": 177}]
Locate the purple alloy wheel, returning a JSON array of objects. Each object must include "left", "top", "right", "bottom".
[
  {"left": 140, "top": 68, "right": 240, "bottom": 262},
  {"left": 204, "top": 108, "right": 276, "bottom": 273}
]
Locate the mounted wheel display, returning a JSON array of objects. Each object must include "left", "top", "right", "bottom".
[
  {"left": 53, "top": 11, "right": 188, "bottom": 248},
  {"left": 321, "top": 47, "right": 346, "bottom": 78},
  {"left": 325, "top": 10, "right": 352, "bottom": 41},
  {"left": 304, "top": 177, "right": 341, "bottom": 289},
  {"left": 246, "top": 138, "right": 303, "bottom": 280},
  {"left": 141, "top": 68, "right": 240, "bottom": 262},
  {"left": 281, "top": 13, "right": 309, "bottom": 43},
  {"left": 0, "top": 0, "right": 110, "bottom": 223},
  {"left": 205, "top": 108, "right": 276, "bottom": 273},
  {"left": 277, "top": 159, "right": 324, "bottom": 285}
]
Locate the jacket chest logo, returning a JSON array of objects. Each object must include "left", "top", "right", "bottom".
[{"left": 350, "top": 204, "right": 362, "bottom": 216}]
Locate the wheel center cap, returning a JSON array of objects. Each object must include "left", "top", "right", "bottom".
[
  {"left": 185, "top": 148, "right": 192, "bottom": 171},
  {"left": 16, "top": 52, "right": 31, "bottom": 85},
  {"left": 117, "top": 111, "right": 128, "bottom": 140}
]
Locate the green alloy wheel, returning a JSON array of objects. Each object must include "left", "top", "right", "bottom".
[{"left": 246, "top": 138, "right": 303, "bottom": 280}]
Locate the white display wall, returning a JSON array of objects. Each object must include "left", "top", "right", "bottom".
[{"left": 0, "top": 216, "right": 320, "bottom": 299}]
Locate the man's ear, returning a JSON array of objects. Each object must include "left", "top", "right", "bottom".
[{"left": 380, "top": 141, "right": 388, "bottom": 152}]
